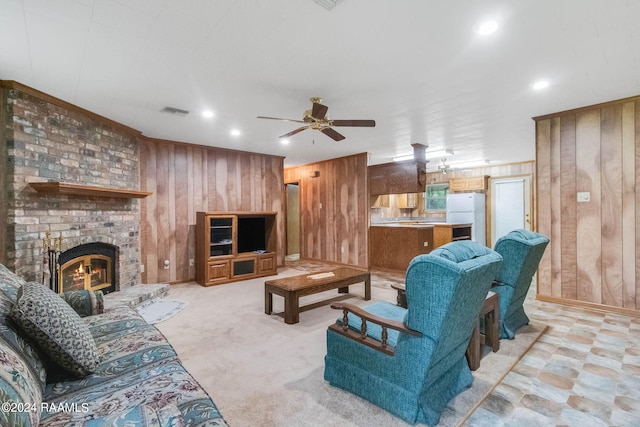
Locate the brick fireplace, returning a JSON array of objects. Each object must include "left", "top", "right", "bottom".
[{"left": 1, "top": 82, "right": 144, "bottom": 288}]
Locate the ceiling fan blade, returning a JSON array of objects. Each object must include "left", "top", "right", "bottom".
[
  {"left": 257, "top": 116, "right": 305, "bottom": 124},
  {"left": 279, "top": 126, "right": 309, "bottom": 138},
  {"left": 331, "top": 119, "right": 376, "bottom": 127},
  {"left": 321, "top": 127, "right": 345, "bottom": 141},
  {"left": 311, "top": 102, "right": 329, "bottom": 120}
]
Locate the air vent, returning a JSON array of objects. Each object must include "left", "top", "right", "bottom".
[
  {"left": 160, "top": 106, "right": 190, "bottom": 116},
  {"left": 314, "top": 0, "right": 342, "bottom": 10}
]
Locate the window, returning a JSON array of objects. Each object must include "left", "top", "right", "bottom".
[{"left": 424, "top": 184, "right": 449, "bottom": 211}]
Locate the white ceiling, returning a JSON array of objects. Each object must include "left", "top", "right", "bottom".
[{"left": 1, "top": 0, "right": 639, "bottom": 168}]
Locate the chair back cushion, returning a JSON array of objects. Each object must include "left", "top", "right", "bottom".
[
  {"left": 493, "top": 229, "right": 549, "bottom": 289},
  {"left": 402, "top": 241, "right": 502, "bottom": 378}
]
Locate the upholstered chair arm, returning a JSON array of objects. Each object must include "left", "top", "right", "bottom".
[
  {"left": 60, "top": 289, "right": 105, "bottom": 317},
  {"left": 329, "top": 302, "right": 421, "bottom": 355}
]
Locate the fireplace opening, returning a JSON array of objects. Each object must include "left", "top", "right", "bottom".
[{"left": 56, "top": 243, "right": 119, "bottom": 294}]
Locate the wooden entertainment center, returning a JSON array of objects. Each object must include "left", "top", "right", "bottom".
[{"left": 195, "top": 211, "right": 278, "bottom": 286}]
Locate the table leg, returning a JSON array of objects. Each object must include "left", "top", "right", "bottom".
[
  {"left": 364, "top": 275, "right": 371, "bottom": 300},
  {"left": 487, "top": 306, "right": 500, "bottom": 352},
  {"left": 265, "top": 287, "right": 273, "bottom": 315},
  {"left": 466, "top": 320, "right": 481, "bottom": 371},
  {"left": 284, "top": 291, "right": 299, "bottom": 324}
]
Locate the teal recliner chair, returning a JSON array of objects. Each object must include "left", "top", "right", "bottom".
[
  {"left": 491, "top": 229, "right": 549, "bottom": 339},
  {"left": 324, "top": 241, "right": 503, "bottom": 425}
]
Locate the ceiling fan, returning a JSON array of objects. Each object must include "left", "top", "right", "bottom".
[
  {"left": 438, "top": 158, "right": 451, "bottom": 174},
  {"left": 257, "top": 97, "right": 375, "bottom": 141}
]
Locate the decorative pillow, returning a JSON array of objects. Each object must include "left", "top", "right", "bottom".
[
  {"left": 0, "top": 342, "right": 43, "bottom": 427},
  {"left": 9, "top": 282, "right": 99, "bottom": 377},
  {"left": 61, "top": 290, "right": 105, "bottom": 317}
]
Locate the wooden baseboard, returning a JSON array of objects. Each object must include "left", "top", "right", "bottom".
[{"left": 536, "top": 294, "right": 640, "bottom": 318}]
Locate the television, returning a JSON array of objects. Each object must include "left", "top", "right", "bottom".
[{"left": 237, "top": 217, "right": 266, "bottom": 253}]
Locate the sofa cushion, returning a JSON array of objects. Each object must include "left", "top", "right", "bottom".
[
  {"left": 0, "top": 340, "right": 43, "bottom": 427},
  {"left": 0, "top": 265, "right": 48, "bottom": 391},
  {"left": 0, "top": 263, "right": 27, "bottom": 319},
  {"left": 10, "top": 282, "right": 99, "bottom": 377},
  {"left": 83, "top": 402, "right": 185, "bottom": 427},
  {"left": 61, "top": 289, "right": 105, "bottom": 317}
]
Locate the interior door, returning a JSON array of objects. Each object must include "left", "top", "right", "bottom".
[
  {"left": 490, "top": 176, "right": 531, "bottom": 247},
  {"left": 285, "top": 182, "right": 300, "bottom": 258}
]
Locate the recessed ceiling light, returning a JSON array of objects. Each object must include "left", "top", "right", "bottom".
[
  {"left": 280, "top": 139, "right": 290, "bottom": 145},
  {"left": 202, "top": 110, "right": 214, "bottom": 118},
  {"left": 230, "top": 129, "right": 241, "bottom": 137},
  {"left": 477, "top": 20, "right": 498, "bottom": 36},
  {"left": 532, "top": 80, "right": 550, "bottom": 90}
]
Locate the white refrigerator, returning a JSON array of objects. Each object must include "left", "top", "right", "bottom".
[{"left": 446, "top": 193, "right": 486, "bottom": 244}]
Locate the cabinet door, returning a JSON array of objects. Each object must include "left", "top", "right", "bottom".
[
  {"left": 207, "top": 260, "right": 229, "bottom": 285},
  {"left": 258, "top": 254, "right": 276, "bottom": 274},
  {"left": 208, "top": 216, "right": 236, "bottom": 257},
  {"left": 231, "top": 257, "right": 256, "bottom": 278},
  {"left": 397, "top": 193, "right": 417, "bottom": 209}
]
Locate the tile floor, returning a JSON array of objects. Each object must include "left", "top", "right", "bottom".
[{"left": 286, "top": 259, "right": 640, "bottom": 426}]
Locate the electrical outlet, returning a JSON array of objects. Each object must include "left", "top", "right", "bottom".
[
  {"left": 423, "top": 241, "right": 429, "bottom": 247},
  {"left": 577, "top": 192, "right": 590, "bottom": 202},
  {"left": 140, "top": 264, "right": 145, "bottom": 273},
  {"left": 189, "top": 259, "right": 195, "bottom": 267}
]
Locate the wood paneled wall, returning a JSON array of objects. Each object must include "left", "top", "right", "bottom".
[
  {"left": 535, "top": 96, "right": 640, "bottom": 314},
  {"left": 140, "top": 137, "right": 285, "bottom": 283},
  {"left": 284, "top": 153, "right": 368, "bottom": 267}
]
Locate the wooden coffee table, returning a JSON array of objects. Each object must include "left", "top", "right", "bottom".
[{"left": 264, "top": 267, "right": 371, "bottom": 324}]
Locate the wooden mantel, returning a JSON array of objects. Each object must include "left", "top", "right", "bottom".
[{"left": 29, "top": 182, "right": 152, "bottom": 199}]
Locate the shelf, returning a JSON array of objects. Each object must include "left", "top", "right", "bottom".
[{"left": 29, "top": 182, "right": 152, "bottom": 199}]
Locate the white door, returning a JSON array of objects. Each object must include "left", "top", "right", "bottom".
[{"left": 490, "top": 176, "right": 531, "bottom": 247}]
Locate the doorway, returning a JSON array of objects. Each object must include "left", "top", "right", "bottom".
[
  {"left": 285, "top": 182, "right": 300, "bottom": 260},
  {"left": 490, "top": 176, "right": 532, "bottom": 247}
]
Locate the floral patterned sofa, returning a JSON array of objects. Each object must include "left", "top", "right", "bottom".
[{"left": 0, "top": 263, "right": 227, "bottom": 426}]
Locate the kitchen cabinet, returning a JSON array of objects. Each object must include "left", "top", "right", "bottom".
[
  {"left": 449, "top": 176, "right": 488, "bottom": 192},
  {"left": 397, "top": 193, "right": 418, "bottom": 209},
  {"left": 371, "top": 194, "right": 390, "bottom": 208}
]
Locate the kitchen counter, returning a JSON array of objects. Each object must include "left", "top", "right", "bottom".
[
  {"left": 369, "top": 223, "right": 472, "bottom": 272},
  {"left": 369, "top": 225, "right": 434, "bottom": 271}
]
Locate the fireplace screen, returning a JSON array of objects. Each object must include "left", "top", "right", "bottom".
[{"left": 59, "top": 254, "right": 112, "bottom": 294}]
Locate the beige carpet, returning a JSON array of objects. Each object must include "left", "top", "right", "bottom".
[{"left": 155, "top": 268, "right": 546, "bottom": 426}]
